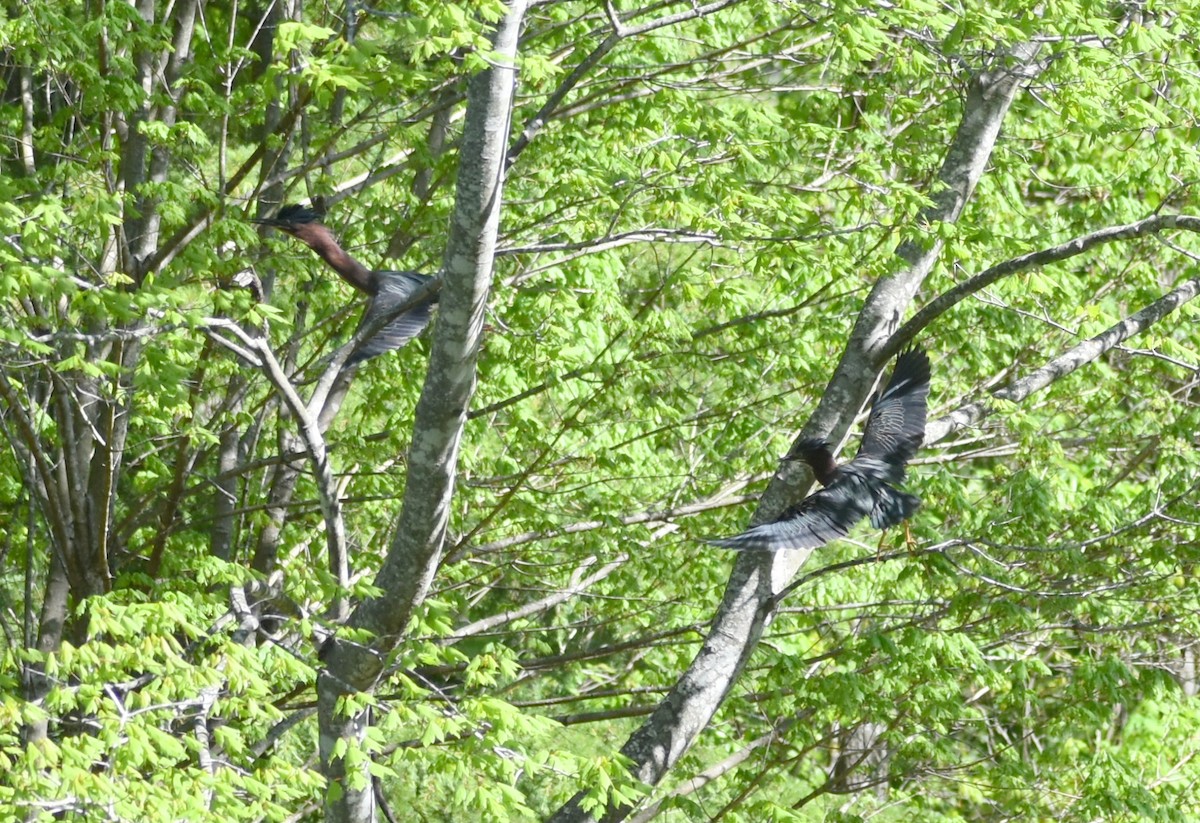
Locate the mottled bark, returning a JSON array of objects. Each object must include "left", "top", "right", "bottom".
[
  {"left": 315, "top": 4, "right": 528, "bottom": 822},
  {"left": 210, "top": 427, "right": 241, "bottom": 562},
  {"left": 550, "top": 44, "right": 1044, "bottom": 823}
]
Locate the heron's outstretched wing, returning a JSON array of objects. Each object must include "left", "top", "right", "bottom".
[
  {"left": 707, "top": 348, "right": 930, "bottom": 552},
  {"left": 707, "top": 483, "right": 873, "bottom": 552},
  {"left": 349, "top": 271, "right": 437, "bottom": 364},
  {"left": 857, "top": 347, "right": 930, "bottom": 465}
]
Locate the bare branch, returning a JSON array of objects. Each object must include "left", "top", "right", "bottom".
[
  {"left": 142, "top": 89, "right": 313, "bottom": 276},
  {"left": 447, "top": 485, "right": 759, "bottom": 562},
  {"left": 317, "top": 4, "right": 529, "bottom": 819},
  {"left": 202, "top": 319, "right": 350, "bottom": 617},
  {"left": 441, "top": 554, "right": 627, "bottom": 643},
  {"left": 508, "top": 0, "right": 743, "bottom": 163},
  {"left": 0, "top": 377, "right": 74, "bottom": 590},
  {"left": 886, "top": 213, "right": 1200, "bottom": 359},
  {"left": 500, "top": 228, "right": 721, "bottom": 259},
  {"left": 926, "top": 273, "right": 1200, "bottom": 444},
  {"left": 628, "top": 712, "right": 814, "bottom": 823},
  {"left": 548, "top": 43, "right": 1045, "bottom": 823}
]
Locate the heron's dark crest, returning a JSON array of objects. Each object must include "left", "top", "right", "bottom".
[
  {"left": 708, "top": 347, "right": 931, "bottom": 552},
  {"left": 252, "top": 203, "right": 325, "bottom": 232}
]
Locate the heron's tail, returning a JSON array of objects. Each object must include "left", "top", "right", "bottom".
[{"left": 869, "top": 485, "right": 920, "bottom": 530}]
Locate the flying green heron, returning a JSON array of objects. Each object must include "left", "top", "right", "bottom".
[
  {"left": 253, "top": 204, "right": 436, "bottom": 365},
  {"left": 709, "top": 347, "right": 930, "bottom": 551}
]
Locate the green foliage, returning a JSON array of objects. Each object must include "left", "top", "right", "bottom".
[{"left": 3, "top": 0, "right": 1200, "bottom": 820}]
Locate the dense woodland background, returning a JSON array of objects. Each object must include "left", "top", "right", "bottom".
[{"left": 3, "top": 1, "right": 1200, "bottom": 821}]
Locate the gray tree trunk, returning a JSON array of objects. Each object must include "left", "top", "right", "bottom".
[
  {"left": 549, "top": 44, "right": 1043, "bottom": 823},
  {"left": 315, "top": 4, "right": 527, "bottom": 822}
]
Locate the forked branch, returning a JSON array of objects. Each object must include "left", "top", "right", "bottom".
[{"left": 203, "top": 319, "right": 350, "bottom": 618}]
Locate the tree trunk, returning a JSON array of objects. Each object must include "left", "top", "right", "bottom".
[
  {"left": 549, "top": 43, "right": 1044, "bottom": 823},
  {"left": 315, "top": 4, "right": 528, "bottom": 822}
]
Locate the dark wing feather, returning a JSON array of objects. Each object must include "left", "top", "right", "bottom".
[
  {"left": 706, "top": 349, "right": 930, "bottom": 552},
  {"left": 348, "top": 271, "right": 436, "bottom": 364},
  {"left": 857, "top": 347, "right": 930, "bottom": 464},
  {"left": 707, "top": 481, "right": 873, "bottom": 552}
]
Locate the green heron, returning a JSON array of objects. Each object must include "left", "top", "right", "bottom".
[
  {"left": 709, "top": 347, "right": 930, "bottom": 551},
  {"left": 253, "top": 204, "right": 436, "bottom": 365}
]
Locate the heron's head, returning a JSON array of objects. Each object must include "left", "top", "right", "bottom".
[
  {"left": 251, "top": 203, "right": 326, "bottom": 236},
  {"left": 783, "top": 438, "right": 830, "bottom": 464}
]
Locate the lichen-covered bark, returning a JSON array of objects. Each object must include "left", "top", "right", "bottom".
[
  {"left": 315, "top": 4, "right": 528, "bottom": 822},
  {"left": 549, "top": 44, "right": 1044, "bottom": 823}
]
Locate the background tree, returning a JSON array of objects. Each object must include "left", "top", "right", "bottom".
[{"left": 2, "top": 2, "right": 1199, "bottom": 822}]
